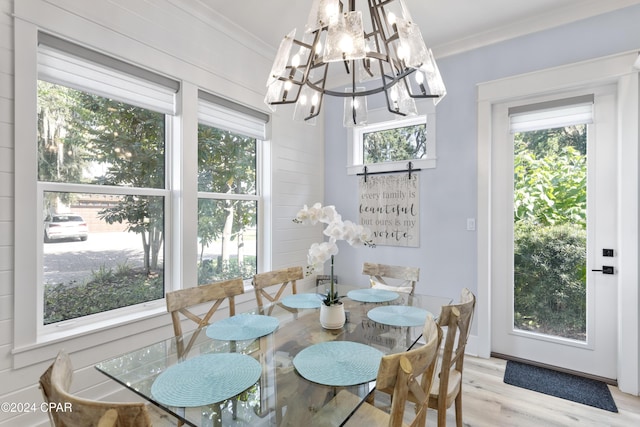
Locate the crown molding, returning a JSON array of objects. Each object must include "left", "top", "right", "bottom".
[{"left": 433, "top": 0, "right": 640, "bottom": 58}]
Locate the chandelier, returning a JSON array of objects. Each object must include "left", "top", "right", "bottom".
[{"left": 264, "top": 0, "right": 446, "bottom": 127}]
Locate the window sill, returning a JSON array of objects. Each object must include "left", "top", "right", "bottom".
[
  {"left": 12, "top": 305, "right": 170, "bottom": 369},
  {"left": 12, "top": 289, "right": 260, "bottom": 369}
]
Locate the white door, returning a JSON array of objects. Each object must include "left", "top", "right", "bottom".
[{"left": 491, "top": 85, "right": 618, "bottom": 380}]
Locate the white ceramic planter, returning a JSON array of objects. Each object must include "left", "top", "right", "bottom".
[{"left": 319, "top": 303, "right": 346, "bottom": 329}]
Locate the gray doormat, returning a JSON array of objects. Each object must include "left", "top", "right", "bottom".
[{"left": 503, "top": 360, "right": 618, "bottom": 413}]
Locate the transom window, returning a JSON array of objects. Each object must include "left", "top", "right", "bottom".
[
  {"left": 347, "top": 110, "right": 437, "bottom": 175},
  {"left": 363, "top": 121, "right": 426, "bottom": 164}
]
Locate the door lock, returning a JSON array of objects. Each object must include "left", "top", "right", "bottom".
[{"left": 591, "top": 266, "right": 614, "bottom": 274}]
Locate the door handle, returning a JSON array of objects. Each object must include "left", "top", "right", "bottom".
[{"left": 591, "top": 266, "right": 614, "bottom": 274}]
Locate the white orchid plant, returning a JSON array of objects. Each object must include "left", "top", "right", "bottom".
[{"left": 294, "top": 203, "right": 375, "bottom": 306}]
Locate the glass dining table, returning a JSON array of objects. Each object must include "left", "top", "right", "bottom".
[{"left": 95, "top": 285, "right": 452, "bottom": 427}]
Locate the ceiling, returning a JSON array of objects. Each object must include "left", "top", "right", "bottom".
[{"left": 189, "top": 0, "right": 639, "bottom": 57}]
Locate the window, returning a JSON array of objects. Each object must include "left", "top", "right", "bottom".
[
  {"left": 14, "top": 31, "right": 270, "bottom": 353},
  {"left": 196, "top": 91, "right": 267, "bottom": 286},
  {"left": 347, "top": 108, "right": 437, "bottom": 175},
  {"left": 36, "top": 34, "right": 176, "bottom": 329}
]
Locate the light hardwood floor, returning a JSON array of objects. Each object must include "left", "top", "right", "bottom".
[
  {"left": 401, "top": 356, "right": 640, "bottom": 427},
  {"left": 148, "top": 355, "right": 640, "bottom": 426}
]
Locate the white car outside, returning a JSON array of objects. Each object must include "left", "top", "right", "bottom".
[{"left": 44, "top": 214, "right": 89, "bottom": 242}]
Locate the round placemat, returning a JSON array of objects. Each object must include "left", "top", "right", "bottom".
[
  {"left": 206, "top": 314, "right": 279, "bottom": 341},
  {"left": 367, "top": 305, "right": 431, "bottom": 327},
  {"left": 281, "top": 293, "right": 322, "bottom": 309},
  {"left": 151, "top": 353, "right": 261, "bottom": 407},
  {"left": 293, "top": 341, "right": 383, "bottom": 386},
  {"left": 347, "top": 288, "right": 399, "bottom": 303}
]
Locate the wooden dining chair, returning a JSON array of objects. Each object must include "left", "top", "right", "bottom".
[
  {"left": 426, "top": 288, "right": 476, "bottom": 427},
  {"left": 165, "top": 277, "right": 244, "bottom": 357},
  {"left": 311, "top": 315, "right": 443, "bottom": 427},
  {"left": 39, "top": 350, "right": 152, "bottom": 427},
  {"left": 252, "top": 266, "right": 303, "bottom": 314},
  {"left": 363, "top": 262, "right": 420, "bottom": 295}
]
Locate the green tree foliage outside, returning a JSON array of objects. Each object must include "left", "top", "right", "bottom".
[
  {"left": 513, "top": 125, "right": 587, "bottom": 340},
  {"left": 38, "top": 81, "right": 258, "bottom": 323},
  {"left": 38, "top": 81, "right": 166, "bottom": 274},
  {"left": 363, "top": 123, "right": 426, "bottom": 164},
  {"left": 197, "top": 124, "right": 258, "bottom": 283}
]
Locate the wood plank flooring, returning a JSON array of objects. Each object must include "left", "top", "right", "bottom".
[{"left": 402, "top": 356, "right": 640, "bottom": 427}]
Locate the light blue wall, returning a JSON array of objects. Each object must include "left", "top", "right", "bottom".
[{"left": 323, "top": 4, "right": 640, "bottom": 300}]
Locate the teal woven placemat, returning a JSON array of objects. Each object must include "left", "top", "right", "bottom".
[
  {"left": 151, "top": 353, "right": 261, "bottom": 407},
  {"left": 293, "top": 341, "right": 383, "bottom": 386},
  {"left": 347, "top": 288, "right": 399, "bottom": 303},
  {"left": 206, "top": 313, "right": 279, "bottom": 341},
  {"left": 367, "top": 305, "right": 431, "bottom": 327},
  {"left": 281, "top": 293, "right": 322, "bottom": 309}
]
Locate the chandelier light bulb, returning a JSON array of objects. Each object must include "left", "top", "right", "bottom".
[
  {"left": 415, "top": 71, "right": 424, "bottom": 84},
  {"left": 311, "top": 93, "right": 319, "bottom": 106},
  {"left": 397, "top": 44, "right": 407, "bottom": 61},
  {"left": 291, "top": 54, "right": 301, "bottom": 68},
  {"left": 340, "top": 35, "right": 354, "bottom": 54},
  {"left": 387, "top": 12, "right": 397, "bottom": 26},
  {"left": 390, "top": 87, "right": 398, "bottom": 102},
  {"left": 325, "top": 3, "right": 338, "bottom": 18}
]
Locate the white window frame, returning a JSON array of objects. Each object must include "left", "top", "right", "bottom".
[
  {"left": 33, "top": 34, "right": 177, "bottom": 339},
  {"left": 12, "top": 25, "right": 270, "bottom": 365},
  {"left": 347, "top": 104, "right": 437, "bottom": 175}
]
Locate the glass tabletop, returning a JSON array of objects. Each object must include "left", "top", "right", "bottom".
[{"left": 95, "top": 287, "right": 452, "bottom": 427}]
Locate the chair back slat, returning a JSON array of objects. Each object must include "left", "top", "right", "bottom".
[
  {"left": 253, "top": 267, "right": 303, "bottom": 313},
  {"left": 427, "top": 287, "right": 476, "bottom": 426},
  {"left": 377, "top": 316, "right": 442, "bottom": 421},
  {"left": 165, "top": 278, "right": 244, "bottom": 356}
]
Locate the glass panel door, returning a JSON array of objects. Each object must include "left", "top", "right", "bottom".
[{"left": 513, "top": 125, "right": 587, "bottom": 341}]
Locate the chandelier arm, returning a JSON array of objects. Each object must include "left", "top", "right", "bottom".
[
  {"left": 292, "top": 38, "right": 315, "bottom": 51},
  {"left": 350, "top": 60, "right": 357, "bottom": 125},
  {"left": 303, "top": 62, "right": 328, "bottom": 121},
  {"left": 306, "top": 64, "right": 412, "bottom": 97},
  {"left": 362, "top": 57, "right": 375, "bottom": 78},
  {"left": 374, "top": 0, "right": 395, "bottom": 41}
]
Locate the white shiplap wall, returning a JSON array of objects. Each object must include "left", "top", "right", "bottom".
[
  {"left": 0, "top": 0, "right": 15, "bottom": 375},
  {"left": 1, "top": 0, "right": 324, "bottom": 425}
]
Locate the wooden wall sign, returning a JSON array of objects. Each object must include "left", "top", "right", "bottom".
[{"left": 358, "top": 174, "right": 419, "bottom": 247}]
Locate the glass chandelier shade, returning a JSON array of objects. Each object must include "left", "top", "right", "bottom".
[{"left": 265, "top": 0, "right": 446, "bottom": 126}]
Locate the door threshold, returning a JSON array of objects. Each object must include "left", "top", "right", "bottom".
[{"left": 491, "top": 352, "right": 618, "bottom": 386}]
